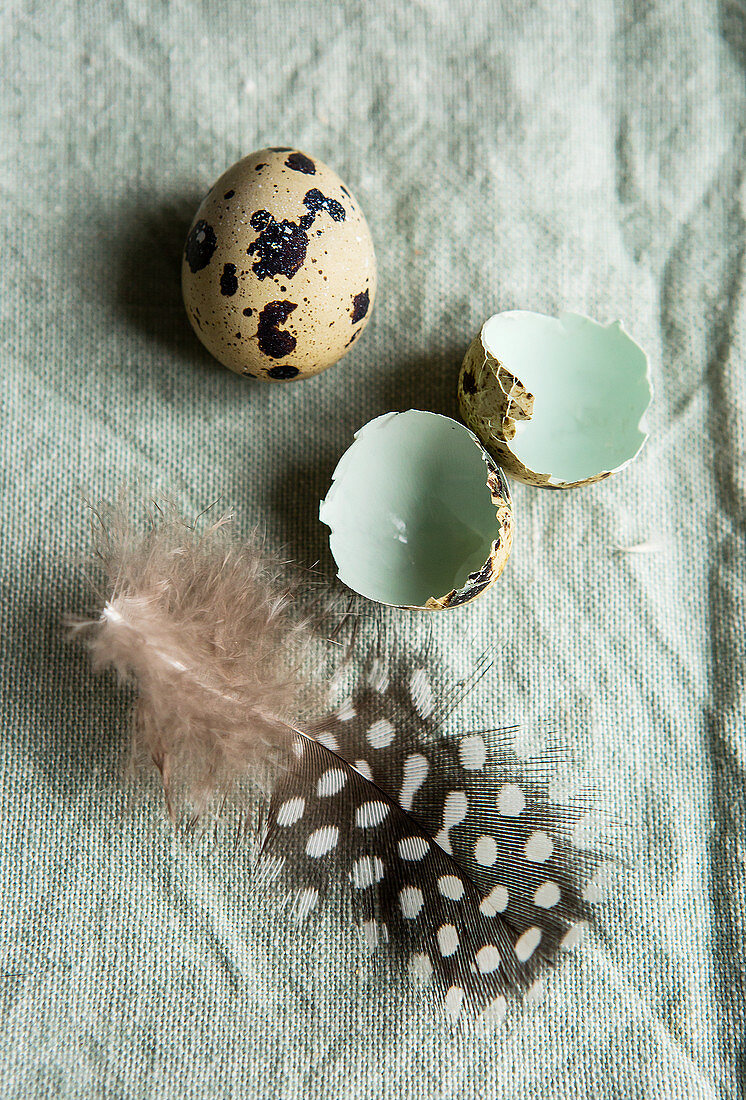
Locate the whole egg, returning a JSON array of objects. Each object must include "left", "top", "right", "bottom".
[{"left": 182, "top": 147, "right": 376, "bottom": 381}]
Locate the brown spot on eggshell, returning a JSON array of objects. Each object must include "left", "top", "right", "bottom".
[
  {"left": 220, "top": 263, "right": 238, "bottom": 296},
  {"left": 182, "top": 147, "right": 376, "bottom": 380},
  {"left": 351, "top": 289, "right": 370, "bottom": 323},
  {"left": 266, "top": 363, "right": 300, "bottom": 380},
  {"left": 184, "top": 220, "right": 217, "bottom": 273},
  {"left": 247, "top": 209, "right": 311, "bottom": 281},
  {"left": 285, "top": 151, "right": 316, "bottom": 174},
  {"left": 302, "top": 188, "right": 345, "bottom": 222},
  {"left": 461, "top": 369, "right": 477, "bottom": 396},
  {"left": 256, "top": 300, "right": 297, "bottom": 359}
]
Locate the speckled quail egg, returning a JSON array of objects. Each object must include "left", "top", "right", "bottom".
[
  {"left": 458, "top": 311, "right": 652, "bottom": 488},
  {"left": 319, "top": 411, "right": 514, "bottom": 609},
  {"left": 182, "top": 147, "right": 376, "bottom": 381}
]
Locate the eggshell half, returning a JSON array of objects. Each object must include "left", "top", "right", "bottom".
[
  {"left": 319, "top": 411, "right": 514, "bottom": 610},
  {"left": 458, "top": 311, "right": 652, "bottom": 488}
]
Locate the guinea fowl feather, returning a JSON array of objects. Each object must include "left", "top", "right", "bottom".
[{"left": 72, "top": 500, "right": 609, "bottom": 1020}]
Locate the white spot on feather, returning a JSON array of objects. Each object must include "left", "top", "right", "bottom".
[
  {"left": 362, "top": 920, "right": 380, "bottom": 948},
  {"left": 583, "top": 880, "right": 603, "bottom": 904},
  {"left": 515, "top": 926, "right": 542, "bottom": 961},
  {"left": 398, "top": 836, "right": 429, "bottom": 861},
  {"left": 525, "top": 831, "right": 553, "bottom": 862},
  {"left": 583, "top": 862, "right": 615, "bottom": 903},
  {"left": 305, "top": 825, "right": 339, "bottom": 857},
  {"left": 459, "top": 733, "right": 487, "bottom": 770},
  {"left": 366, "top": 718, "right": 395, "bottom": 748},
  {"left": 480, "top": 885, "right": 509, "bottom": 916},
  {"left": 475, "top": 945, "right": 501, "bottom": 974},
  {"left": 292, "top": 887, "right": 318, "bottom": 921},
  {"left": 409, "top": 668, "right": 434, "bottom": 717},
  {"left": 276, "top": 797, "right": 305, "bottom": 826},
  {"left": 526, "top": 978, "right": 545, "bottom": 1003},
  {"left": 437, "top": 924, "right": 459, "bottom": 957},
  {"left": 317, "top": 769, "right": 346, "bottom": 797},
  {"left": 443, "top": 790, "right": 468, "bottom": 827},
  {"left": 355, "top": 801, "right": 389, "bottom": 828},
  {"left": 354, "top": 759, "right": 373, "bottom": 781},
  {"left": 480, "top": 995, "right": 507, "bottom": 1023},
  {"left": 361, "top": 920, "right": 387, "bottom": 948},
  {"left": 316, "top": 731, "right": 339, "bottom": 752},
  {"left": 255, "top": 854, "right": 285, "bottom": 885},
  {"left": 399, "top": 753, "right": 429, "bottom": 811},
  {"left": 352, "top": 855, "right": 385, "bottom": 888},
  {"left": 434, "top": 790, "right": 468, "bottom": 854},
  {"left": 444, "top": 985, "right": 464, "bottom": 1018},
  {"left": 336, "top": 697, "right": 356, "bottom": 721},
  {"left": 572, "top": 812, "right": 602, "bottom": 849},
  {"left": 497, "top": 784, "right": 525, "bottom": 815},
  {"left": 399, "top": 886, "right": 424, "bottom": 919},
  {"left": 438, "top": 876, "right": 464, "bottom": 901},
  {"left": 474, "top": 835, "right": 498, "bottom": 866},
  {"left": 534, "top": 881, "right": 561, "bottom": 908},
  {"left": 560, "top": 921, "right": 588, "bottom": 950},
  {"left": 409, "top": 953, "right": 432, "bottom": 984}
]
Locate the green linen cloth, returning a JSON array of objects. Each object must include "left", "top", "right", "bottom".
[{"left": 1, "top": 1, "right": 744, "bottom": 1096}]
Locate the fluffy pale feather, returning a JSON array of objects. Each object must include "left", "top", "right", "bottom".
[{"left": 70, "top": 500, "right": 323, "bottom": 815}]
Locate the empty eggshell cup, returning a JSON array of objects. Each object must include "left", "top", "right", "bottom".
[
  {"left": 319, "top": 411, "right": 514, "bottom": 609},
  {"left": 458, "top": 311, "right": 652, "bottom": 489}
]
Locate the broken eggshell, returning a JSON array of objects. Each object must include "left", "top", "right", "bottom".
[
  {"left": 319, "top": 411, "right": 514, "bottom": 609},
  {"left": 458, "top": 311, "right": 652, "bottom": 488}
]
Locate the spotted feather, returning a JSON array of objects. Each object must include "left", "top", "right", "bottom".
[{"left": 256, "top": 645, "right": 607, "bottom": 1019}]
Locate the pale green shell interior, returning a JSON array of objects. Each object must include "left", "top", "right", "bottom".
[
  {"left": 319, "top": 411, "right": 498, "bottom": 607},
  {"left": 482, "top": 311, "right": 651, "bottom": 484}
]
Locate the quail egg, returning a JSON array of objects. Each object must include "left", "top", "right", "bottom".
[{"left": 182, "top": 147, "right": 376, "bottom": 381}]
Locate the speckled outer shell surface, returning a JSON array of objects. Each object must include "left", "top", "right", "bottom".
[
  {"left": 181, "top": 148, "right": 377, "bottom": 381},
  {"left": 424, "top": 458, "right": 514, "bottom": 610},
  {"left": 458, "top": 332, "right": 611, "bottom": 489}
]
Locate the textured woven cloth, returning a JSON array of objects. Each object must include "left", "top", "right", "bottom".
[{"left": 1, "top": 1, "right": 744, "bottom": 1096}]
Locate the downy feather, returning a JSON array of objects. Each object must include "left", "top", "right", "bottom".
[{"left": 70, "top": 499, "right": 324, "bottom": 816}]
